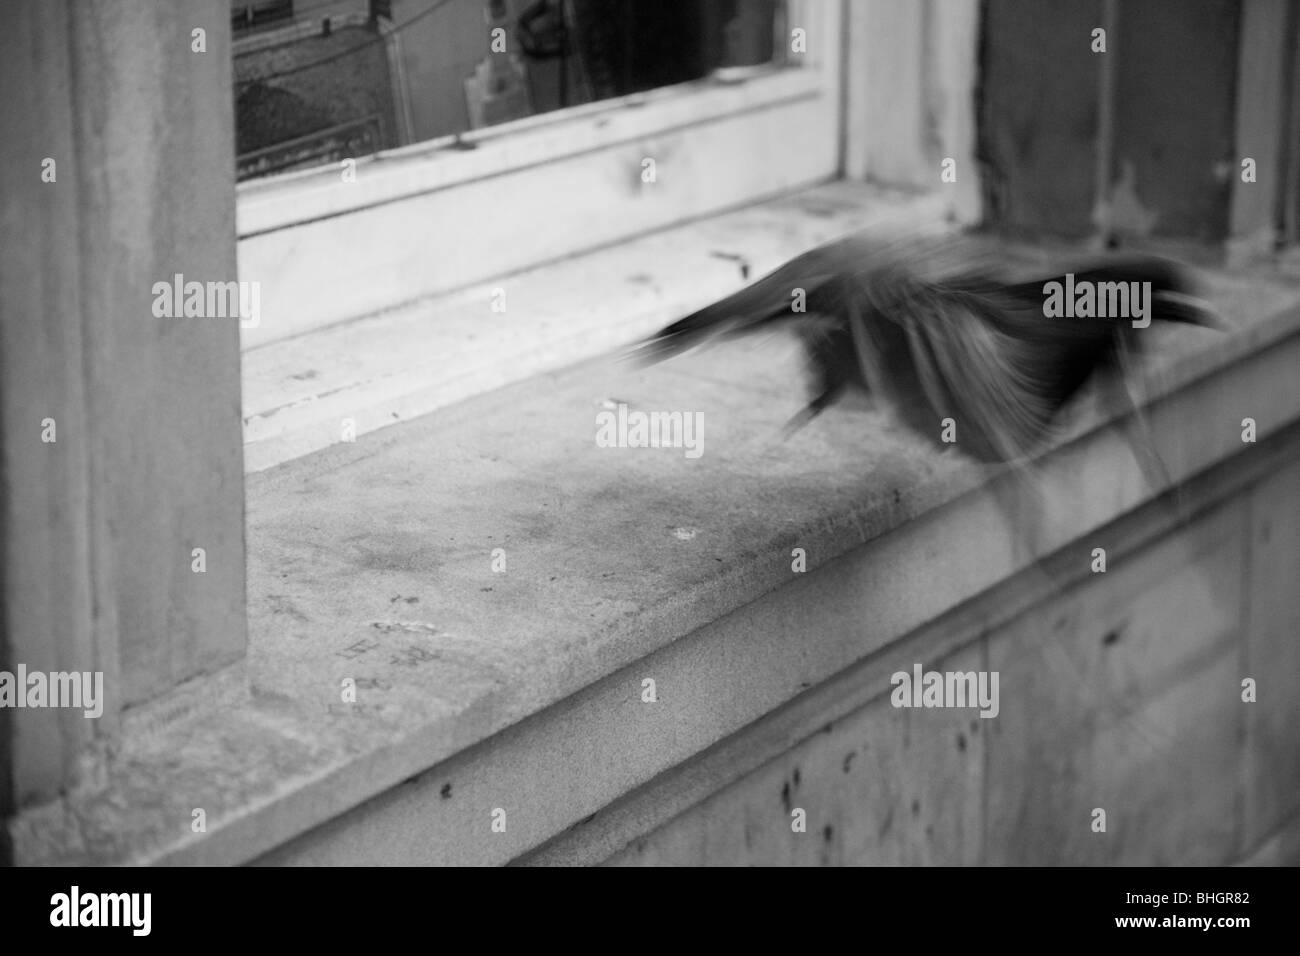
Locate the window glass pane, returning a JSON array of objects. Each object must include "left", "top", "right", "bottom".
[{"left": 233, "top": 0, "right": 787, "bottom": 182}]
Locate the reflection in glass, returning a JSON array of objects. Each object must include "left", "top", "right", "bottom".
[{"left": 232, "top": 0, "right": 786, "bottom": 181}]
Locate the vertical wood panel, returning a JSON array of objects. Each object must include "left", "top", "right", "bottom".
[
  {"left": 67, "top": 0, "right": 248, "bottom": 706},
  {"left": 979, "top": 0, "right": 1103, "bottom": 236},
  {"left": 982, "top": 0, "right": 1245, "bottom": 242},
  {"left": 604, "top": 645, "right": 985, "bottom": 866},
  {"left": 1, "top": 0, "right": 247, "bottom": 818},
  {"left": 844, "top": 0, "right": 981, "bottom": 222},
  {"left": 1229, "top": 0, "right": 1290, "bottom": 257},
  {"left": 929, "top": 0, "right": 982, "bottom": 223},
  {"left": 986, "top": 502, "right": 1245, "bottom": 864},
  {"left": 1111, "top": 0, "right": 1240, "bottom": 240},
  {"left": 846, "top": 0, "right": 928, "bottom": 186},
  {"left": 0, "top": 0, "right": 98, "bottom": 815},
  {"left": 1244, "top": 458, "right": 1300, "bottom": 848}
]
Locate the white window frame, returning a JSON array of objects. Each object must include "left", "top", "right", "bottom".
[{"left": 235, "top": 0, "right": 845, "bottom": 349}]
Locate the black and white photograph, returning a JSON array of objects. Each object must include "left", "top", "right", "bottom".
[{"left": 0, "top": 0, "right": 1296, "bottom": 914}]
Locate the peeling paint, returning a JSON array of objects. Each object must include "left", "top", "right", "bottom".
[{"left": 1094, "top": 160, "right": 1159, "bottom": 238}]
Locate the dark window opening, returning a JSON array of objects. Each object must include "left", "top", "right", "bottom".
[
  {"left": 233, "top": 0, "right": 786, "bottom": 182},
  {"left": 232, "top": 1, "right": 295, "bottom": 36}
]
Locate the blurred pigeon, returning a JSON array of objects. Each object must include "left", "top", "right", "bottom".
[{"left": 633, "top": 233, "right": 1214, "bottom": 463}]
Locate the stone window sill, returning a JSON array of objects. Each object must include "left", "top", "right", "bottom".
[{"left": 11, "top": 182, "right": 1300, "bottom": 865}]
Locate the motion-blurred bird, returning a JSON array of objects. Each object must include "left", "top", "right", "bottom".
[{"left": 634, "top": 233, "right": 1214, "bottom": 463}]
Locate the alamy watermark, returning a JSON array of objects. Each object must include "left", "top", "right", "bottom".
[
  {"left": 890, "top": 664, "right": 999, "bottom": 718},
  {"left": 50, "top": 887, "right": 150, "bottom": 936},
  {"left": 0, "top": 666, "right": 104, "bottom": 718},
  {"left": 151, "top": 273, "right": 260, "bottom": 328},
  {"left": 1042, "top": 273, "right": 1151, "bottom": 328},
  {"left": 595, "top": 402, "right": 704, "bottom": 459}
]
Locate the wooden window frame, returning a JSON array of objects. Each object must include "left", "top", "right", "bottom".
[
  {"left": 232, "top": 0, "right": 296, "bottom": 36},
  {"left": 235, "top": 0, "right": 845, "bottom": 349}
]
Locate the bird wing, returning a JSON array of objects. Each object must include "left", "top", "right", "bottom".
[
  {"left": 629, "top": 232, "right": 960, "bottom": 364},
  {"left": 632, "top": 231, "right": 1212, "bottom": 462}
]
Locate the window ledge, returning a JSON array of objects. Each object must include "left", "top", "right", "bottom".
[
  {"left": 241, "top": 181, "right": 956, "bottom": 473},
  {"left": 11, "top": 185, "right": 1300, "bottom": 865},
  {"left": 235, "top": 66, "right": 823, "bottom": 237}
]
